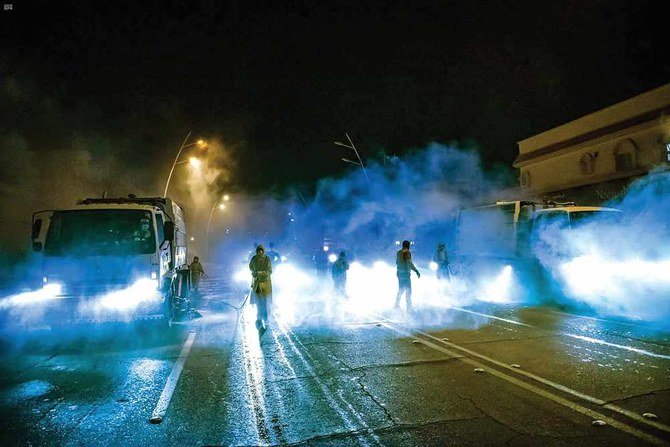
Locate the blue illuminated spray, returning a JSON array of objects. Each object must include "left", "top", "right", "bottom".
[
  {"left": 227, "top": 143, "right": 522, "bottom": 325},
  {"left": 533, "top": 170, "right": 670, "bottom": 323}
]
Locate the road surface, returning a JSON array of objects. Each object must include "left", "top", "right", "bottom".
[{"left": 1, "top": 271, "right": 669, "bottom": 446}]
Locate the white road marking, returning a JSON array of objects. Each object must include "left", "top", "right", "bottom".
[
  {"left": 149, "top": 331, "right": 196, "bottom": 424},
  {"left": 448, "top": 306, "right": 533, "bottom": 327},
  {"left": 550, "top": 310, "right": 644, "bottom": 327},
  {"left": 565, "top": 334, "right": 670, "bottom": 360},
  {"left": 377, "top": 318, "right": 670, "bottom": 445},
  {"left": 405, "top": 323, "right": 670, "bottom": 434},
  {"left": 446, "top": 306, "right": 670, "bottom": 360}
]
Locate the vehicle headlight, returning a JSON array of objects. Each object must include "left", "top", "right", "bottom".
[{"left": 42, "top": 283, "right": 62, "bottom": 296}]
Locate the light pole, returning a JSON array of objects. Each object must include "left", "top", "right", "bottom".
[
  {"left": 206, "top": 195, "right": 230, "bottom": 259},
  {"left": 334, "top": 132, "right": 370, "bottom": 186},
  {"left": 163, "top": 131, "right": 208, "bottom": 198}
]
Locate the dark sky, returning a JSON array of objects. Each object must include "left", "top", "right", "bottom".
[{"left": 1, "top": 0, "right": 668, "bottom": 195}]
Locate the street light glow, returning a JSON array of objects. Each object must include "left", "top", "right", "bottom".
[
  {"left": 223, "top": 194, "right": 230, "bottom": 201},
  {"left": 189, "top": 157, "right": 202, "bottom": 168},
  {"left": 197, "top": 139, "right": 207, "bottom": 148},
  {"left": 218, "top": 204, "right": 226, "bottom": 210}
]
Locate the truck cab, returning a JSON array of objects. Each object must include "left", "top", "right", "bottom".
[
  {"left": 531, "top": 205, "right": 623, "bottom": 230},
  {"left": 529, "top": 203, "right": 623, "bottom": 260},
  {"left": 29, "top": 196, "right": 188, "bottom": 325},
  {"left": 455, "top": 200, "right": 622, "bottom": 301},
  {"left": 457, "top": 200, "right": 539, "bottom": 262}
]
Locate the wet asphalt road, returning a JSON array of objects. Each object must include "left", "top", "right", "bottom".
[{"left": 1, "top": 275, "right": 669, "bottom": 446}]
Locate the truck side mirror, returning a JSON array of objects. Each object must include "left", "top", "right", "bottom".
[
  {"left": 31, "top": 219, "right": 42, "bottom": 240},
  {"left": 163, "top": 221, "right": 175, "bottom": 242},
  {"left": 32, "top": 241, "right": 43, "bottom": 252}
]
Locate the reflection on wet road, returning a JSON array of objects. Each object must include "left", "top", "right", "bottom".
[{"left": 1, "top": 276, "right": 669, "bottom": 446}]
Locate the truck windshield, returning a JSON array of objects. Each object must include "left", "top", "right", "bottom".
[
  {"left": 45, "top": 210, "right": 156, "bottom": 256},
  {"left": 569, "top": 210, "right": 623, "bottom": 226}
]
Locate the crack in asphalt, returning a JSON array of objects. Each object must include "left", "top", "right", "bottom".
[
  {"left": 349, "top": 357, "right": 462, "bottom": 371},
  {"left": 3, "top": 354, "right": 58, "bottom": 385},
  {"left": 279, "top": 426, "right": 391, "bottom": 447},
  {"left": 456, "top": 393, "right": 594, "bottom": 442},
  {"left": 278, "top": 417, "right": 493, "bottom": 446},
  {"left": 275, "top": 325, "right": 385, "bottom": 447},
  {"left": 455, "top": 393, "right": 524, "bottom": 437},
  {"left": 503, "top": 432, "right": 524, "bottom": 446},
  {"left": 604, "top": 386, "right": 670, "bottom": 405},
  {"left": 355, "top": 370, "right": 397, "bottom": 426}
]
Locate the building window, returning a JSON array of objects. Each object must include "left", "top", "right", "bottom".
[
  {"left": 613, "top": 139, "right": 638, "bottom": 172},
  {"left": 615, "top": 152, "right": 633, "bottom": 171},
  {"left": 520, "top": 170, "right": 531, "bottom": 187},
  {"left": 666, "top": 143, "right": 670, "bottom": 163},
  {"left": 579, "top": 153, "right": 595, "bottom": 174}
]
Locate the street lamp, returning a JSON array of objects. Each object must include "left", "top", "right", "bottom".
[
  {"left": 163, "top": 131, "right": 208, "bottom": 198},
  {"left": 206, "top": 196, "right": 230, "bottom": 259},
  {"left": 334, "top": 132, "right": 369, "bottom": 185},
  {"left": 188, "top": 157, "right": 202, "bottom": 169}
]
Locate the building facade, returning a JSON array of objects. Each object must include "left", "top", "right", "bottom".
[{"left": 514, "top": 84, "right": 670, "bottom": 204}]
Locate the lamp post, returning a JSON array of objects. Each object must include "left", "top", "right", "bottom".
[
  {"left": 206, "top": 195, "right": 230, "bottom": 259},
  {"left": 334, "top": 132, "right": 370, "bottom": 186},
  {"left": 163, "top": 131, "right": 208, "bottom": 198}
]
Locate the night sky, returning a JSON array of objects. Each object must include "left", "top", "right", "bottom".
[{"left": 1, "top": 0, "right": 668, "bottom": 195}]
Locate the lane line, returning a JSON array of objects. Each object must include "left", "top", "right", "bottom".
[
  {"left": 149, "top": 331, "right": 196, "bottom": 424},
  {"left": 405, "top": 322, "right": 670, "bottom": 434},
  {"left": 376, "top": 319, "right": 668, "bottom": 446},
  {"left": 444, "top": 306, "right": 670, "bottom": 360},
  {"left": 564, "top": 334, "right": 670, "bottom": 360},
  {"left": 447, "top": 306, "right": 533, "bottom": 327},
  {"left": 550, "top": 310, "right": 645, "bottom": 328}
]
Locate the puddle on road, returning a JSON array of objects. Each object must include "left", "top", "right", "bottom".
[
  {"left": 130, "top": 358, "right": 163, "bottom": 381},
  {"left": 1, "top": 379, "right": 54, "bottom": 404}
]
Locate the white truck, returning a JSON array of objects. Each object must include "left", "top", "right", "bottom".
[
  {"left": 456, "top": 200, "right": 622, "bottom": 298},
  {"left": 29, "top": 195, "right": 190, "bottom": 326}
]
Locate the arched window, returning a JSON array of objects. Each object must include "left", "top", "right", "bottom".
[
  {"left": 614, "top": 139, "right": 638, "bottom": 172},
  {"left": 579, "top": 153, "right": 595, "bottom": 174}
]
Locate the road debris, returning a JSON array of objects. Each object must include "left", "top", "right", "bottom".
[
  {"left": 642, "top": 413, "right": 658, "bottom": 419},
  {"left": 474, "top": 368, "right": 484, "bottom": 373},
  {"left": 412, "top": 339, "right": 421, "bottom": 345},
  {"left": 591, "top": 420, "right": 607, "bottom": 426},
  {"left": 510, "top": 364, "right": 521, "bottom": 369}
]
